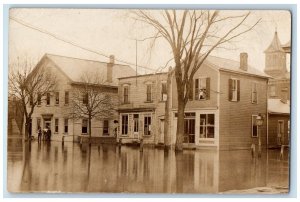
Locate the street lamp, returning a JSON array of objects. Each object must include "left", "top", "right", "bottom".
[{"left": 256, "top": 113, "right": 264, "bottom": 157}]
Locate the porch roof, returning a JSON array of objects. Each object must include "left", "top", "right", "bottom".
[{"left": 268, "top": 99, "right": 290, "bottom": 115}]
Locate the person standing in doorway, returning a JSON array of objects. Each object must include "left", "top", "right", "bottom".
[
  {"left": 37, "top": 126, "right": 42, "bottom": 142},
  {"left": 47, "top": 126, "right": 52, "bottom": 141}
]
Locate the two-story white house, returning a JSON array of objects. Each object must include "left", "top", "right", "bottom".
[{"left": 28, "top": 53, "right": 136, "bottom": 142}]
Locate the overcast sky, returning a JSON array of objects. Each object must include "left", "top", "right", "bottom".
[{"left": 8, "top": 9, "right": 291, "bottom": 73}]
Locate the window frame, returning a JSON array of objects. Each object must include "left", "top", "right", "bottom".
[
  {"left": 229, "top": 78, "right": 240, "bottom": 102},
  {"left": 251, "top": 82, "right": 258, "bottom": 104},
  {"left": 55, "top": 92, "right": 60, "bottom": 105},
  {"left": 54, "top": 118, "right": 59, "bottom": 133},
  {"left": 195, "top": 77, "right": 210, "bottom": 100},
  {"left": 64, "top": 118, "right": 68, "bottom": 134},
  {"left": 146, "top": 84, "right": 152, "bottom": 102},
  {"left": 103, "top": 120, "right": 109, "bottom": 135},
  {"left": 121, "top": 114, "right": 129, "bottom": 135},
  {"left": 123, "top": 86, "right": 129, "bottom": 104},
  {"left": 199, "top": 113, "right": 215, "bottom": 139},
  {"left": 65, "top": 91, "right": 69, "bottom": 105},
  {"left": 82, "top": 119, "right": 88, "bottom": 134},
  {"left": 82, "top": 93, "right": 88, "bottom": 105},
  {"left": 144, "top": 115, "right": 152, "bottom": 136},
  {"left": 161, "top": 81, "right": 167, "bottom": 101},
  {"left": 46, "top": 93, "right": 51, "bottom": 106}
]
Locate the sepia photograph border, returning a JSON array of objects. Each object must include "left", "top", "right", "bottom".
[{"left": 2, "top": 2, "right": 298, "bottom": 199}]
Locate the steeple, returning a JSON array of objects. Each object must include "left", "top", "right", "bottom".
[
  {"left": 264, "top": 30, "right": 287, "bottom": 78},
  {"left": 264, "top": 31, "right": 285, "bottom": 53}
]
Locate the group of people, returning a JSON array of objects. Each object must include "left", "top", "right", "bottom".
[{"left": 37, "top": 126, "right": 52, "bottom": 142}]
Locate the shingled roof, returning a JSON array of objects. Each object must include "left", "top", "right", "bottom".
[
  {"left": 45, "top": 54, "right": 136, "bottom": 85},
  {"left": 264, "top": 31, "right": 285, "bottom": 53}
]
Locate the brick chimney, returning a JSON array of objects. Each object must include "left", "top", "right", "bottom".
[
  {"left": 240, "top": 52, "right": 248, "bottom": 71},
  {"left": 107, "top": 55, "right": 114, "bottom": 83}
]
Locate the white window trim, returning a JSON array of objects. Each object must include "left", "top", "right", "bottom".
[
  {"left": 231, "top": 78, "right": 238, "bottom": 102},
  {"left": 199, "top": 113, "right": 215, "bottom": 139},
  {"left": 251, "top": 82, "right": 258, "bottom": 104},
  {"left": 121, "top": 114, "right": 129, "bottom": 136}
]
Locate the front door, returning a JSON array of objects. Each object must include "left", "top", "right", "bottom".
[
  {"left": 183, "top": 119, "right": 195, "bottom": 143},
  {"left": 133, "top": 114, "right": 139, "bottom": 139},
  {"left": 44, "top": 118, "right": 51, "bottom": 130}
]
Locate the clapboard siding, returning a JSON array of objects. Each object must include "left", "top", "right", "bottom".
[
  {"left": 118, "top": 73, "right": 169, "bottom": 144},
  {"left": 219, "top": 71, "right": 268, "bottom": 150},
  {"left": 171, "top": 63, "right": 218, "bottom": 109},
  {"left": 268, "top": 114, "right": 290, "bottom": 147}
]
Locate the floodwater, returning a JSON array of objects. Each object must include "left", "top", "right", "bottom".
[{"left": 7, "top": 138, "right": 289, "bottom": 193}]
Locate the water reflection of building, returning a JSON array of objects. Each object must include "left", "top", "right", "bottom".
[
  {"left": 9, "top": 142, "right": 288, "bottom": 193},
  {"left": 264, "top": 31, "right": 291, "bottom": 148}
]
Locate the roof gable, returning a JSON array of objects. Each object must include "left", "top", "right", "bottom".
[
  {"left": 44, "top": 54, "right": 136, "bottom": 85},
  {"left": 204, "top": 55, "right": 270, "bottom": 78}
]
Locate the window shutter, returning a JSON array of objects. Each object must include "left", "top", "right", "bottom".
[
  {"left": 228, "top": 79, "right": 232, "bottom": 101},
  {"left": 237, "top": 80, "right": 240, "bottom": 101},
  {"left": 195, "top": 79, "right": 199, "bottom": 100},
  {"left": 188, "top": 79, "right": 193, "bottom": 100},
  {"left": 206, "top": 77, "right": 210, "bottom": 100},
  {"left": 127, "top": 86, "right": 130, "bottom": 103},
  {"left": 151, "top": 83, "right": 154, "bottom": 101}
]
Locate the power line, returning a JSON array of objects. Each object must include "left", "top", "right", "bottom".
[{"left": 10, "top": 16, "right": 156, "bottom": 72}]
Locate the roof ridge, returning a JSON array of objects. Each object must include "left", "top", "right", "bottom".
[{"left": 45, "top": 53, "right": 131, "bottom": 67}]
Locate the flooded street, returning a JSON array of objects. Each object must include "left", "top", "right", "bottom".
[{"left": 7, "top": 138, "right": 289, "bottom": 193}]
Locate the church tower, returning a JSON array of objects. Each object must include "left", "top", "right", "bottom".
[{"left": 264, "top": 31, "right": 287, "bottom": 78}]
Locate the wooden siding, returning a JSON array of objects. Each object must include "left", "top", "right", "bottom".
[
  {"left": 118, "top": 74, "right": 169, "bottom": 145},
  {"left": 219, "top": 71, "right": 268, "bottom": 150},
  {"left": 268, "top": 114, "right": 290, "bottom": 147},
  {"left": 29, "top": 59, "right": 118, "bottom": 141},
  {"left": 171, "top": 63, "right": 218, "bottom": 109}
]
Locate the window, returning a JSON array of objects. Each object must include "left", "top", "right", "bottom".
[
  {"left": 64, "top": 118, "right": 68, "bottom": 133},
  {"left": 55, "top": 118, "right": 59, "bottom": 133},
  {"left": 229, "top": 79, "right": 240, "bottom": 102},
  {"left": 270, "top": 85, "right": 276, "bottom": 97},
  {"left": 195, "top": 78, "right": 210, "bottom": 100},
  {"left": 46, "top": 93, "right": 51, "bottom": 105},
  {"left": 146, "top": 84, "right": 152, "bottom": 102},
  {"left": 121, "top": 115, "right": 128, "bottom": 135},
  {"left": 123, "top": 86, "right": 129, "bottom": 104},
  {"left": 55, "top": 92, "right": 59, "bottom": 105},
  {"left": 37, "top": 94, "right": 41, "bottom": 106},
  {"left": 82, "top": 119, "right": 88, "bottom": 134},
  {"left": 144, "top": 115, "right": 151, "bottom": 136},
  {"left": 251, "top": 83, "right": 258, "bottom": 104},
  {"left": 103, "top": 120, "right": 109, "bottom": 135},
  {"left": 199, "top": 114, "right": 215, "bottom": 138},
  {"left": 133, "top": 114, "right": 139, "bottom": 132},
  {"left": 65, "top": 91, "right": 69, "bottom": 105},
  {"left": 161, "top": 82, "right": 167, "bottom": 101},
  {"left": 251, "top": 115, "right": 258, "bottom": 137},
  {"left": 82, "top": 93, "right": 88, "bottom": 105}
]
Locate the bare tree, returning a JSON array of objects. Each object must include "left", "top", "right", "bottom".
[
  {"left": 133, "top": 10, "right": 261, "bottom": 151},
  {"left": 9, "top": 57, "right": 57, "bottom": 140},
  {"left": 69, "top": 71, "right": 116, "bottom": 141}
]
